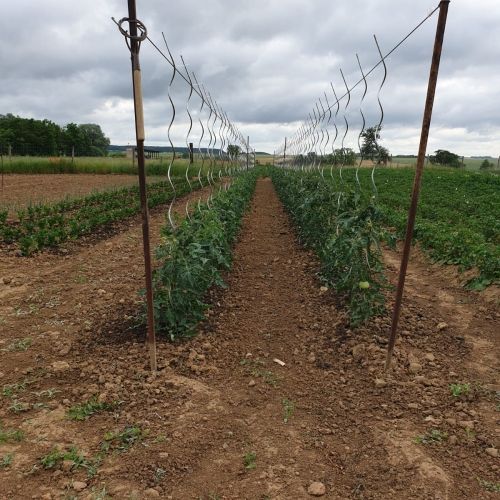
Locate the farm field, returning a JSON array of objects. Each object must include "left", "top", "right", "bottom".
[
  {"left": 0, "top": 174, "right": 165, "bottom": 211},
  {"left": 0, "top": 169, "right": 498, "bottom": 499}
]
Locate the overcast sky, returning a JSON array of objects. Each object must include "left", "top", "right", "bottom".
[{"left": 1, "top": 0, "right": 499, "bottom": 156}]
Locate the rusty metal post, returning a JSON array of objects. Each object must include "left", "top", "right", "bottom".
[
  {"left": 385, "top": 0, "right": 450, "bottom": 370},
  {"left": 125, "top": 0, "right": 157, "bottom": 372},
  {"left": 189, "top": 142, "right": 194, "bottom": 164}
]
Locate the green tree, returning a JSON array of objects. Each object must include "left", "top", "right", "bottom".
[
  {"left": 480, "top": 159, "right": 493, "bottom": 170},
  {"left": 360, "top": 126, "right": 390, "bottom": 164},
  {"left": 227, "top": 144, "right": 241, "bottom": 157},
  {"left": 429, "top": 149, "right": 461, "bottom": 168}
]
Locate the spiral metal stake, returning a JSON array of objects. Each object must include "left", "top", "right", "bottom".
[
  {"left": 330, "top": 83, "right": 340, "bottom": 183},
  {"left": 180, "top": 56, "right": 194, "bottom": 220},
  {"left": 191, "top": 72, "right": 206, "bottom": 205},
  {"left": 386, "top": 0, "right": 451, "bottom": 370},
  {"left": 355, "top": 53, "right": 368, "bottom": 192},
  {"left": 162, "top": 34, "right": 178, "bottom": 230},
  {"left": 321, "top": 93, "right": 332, "bottom": 180},
  {"left": 372, "top": 34, "right": 388, "bottom": 199},
  {"left": 113, "top": 1, "right": 156, "bottom": 372}
]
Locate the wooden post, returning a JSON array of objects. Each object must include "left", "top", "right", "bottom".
[
  {"left": 189, "top": 142, "right": 194, "bottom": 164},
  {"left": 71, "top": 145, "right": 75, "bottom": 164},
  {"left": 283, "top": 137, "right": 287, "bottom": 167},
  {"left": 386, "top": 0, "right": 451, "bottom": 370},
  {"left": 246, "top": 136, "right": 250, "bottom": 171}
]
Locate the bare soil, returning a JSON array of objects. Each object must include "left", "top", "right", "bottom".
[
  {"left": 0, "top": 178, "right": 498, "bottom": 499},
  {"left": 0, "top": 174, "right": 164, "bottom": 212}
]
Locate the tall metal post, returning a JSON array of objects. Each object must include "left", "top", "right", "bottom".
[
  {"left": 122, "top": 0, "right": 157, "bottom": 372},
  {"left": 283, "top": 137, "right": 287, "bottom": 167},
  {"left": 385, "top": 0, "right": 450, "bottom": 370},
  {"left": 189, "top": 142, "right": 194, "bottom": 164}
]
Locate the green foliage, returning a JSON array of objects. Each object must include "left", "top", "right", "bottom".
[
  {"left": 336, "top": 167, "right": 499, "bottom": 289},
  {"left": 478, "top": 479, "right": 500, "bottom": 493},
  {"left": 243, "top": 451, "right": 257, "bottom": 470},
  {"left": 0, "top": 179, "right": 194, "bottom": 255},
  {"left": 67, "top": 397, "right": 116, "bottom": 421},
  {"left": 414, "top": 429, "right": 448, "bottom": 445},
  {"left": 0, "top": 114, "right": 109, "bottom": 156},
  {"left": 40, "top": 446, "right": 94, "bottom": 472},
  {"left": 153, "top": 172, "right": 257, "bottom": 339},
  {"left": 429, "top": 149, "right": 461, "bottom": 168},
  {"left": 282, "top": 399, "right": 295, "bottom": 423},
  {"left": 450, "top": 383, "right": 470, "bottom": 397},
  {"left": 227, "top": 144, "right": 241, "bottom": 157},
  {"left": 2, "top": 337, "right": 32, "bottom": 352},
  {"left": 360, "top": 126, "right": 390, "bottom": 163},
  {"left": 0, "top": 424, "right": 24, "bottom": 443},
  {"left": 101, "top": 426, "right": 144, "bottom": 453},
  {"left": 480, "top": 159, "right": 493, "bottom": 170},
  {"left": 271, "top": 169, "right": 389, "bottom": 326},
  {"left": 0, "top": 454, "right": 13, "bottom": 468}
]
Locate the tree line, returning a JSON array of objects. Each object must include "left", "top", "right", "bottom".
[{"left": 0, "top": 114, "right": 110, "bottom": 157}]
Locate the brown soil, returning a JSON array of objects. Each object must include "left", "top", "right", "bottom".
[
  {"left": 0, "top": 174, "right": 165, "bottom": 212},
  {"left": 0, "top": 178, "right": 498, "bottom": 499}
]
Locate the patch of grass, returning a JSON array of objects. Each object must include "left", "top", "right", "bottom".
[
  {"left": 478, "top": 478, "right": 500, "bottom": 493},
  {"left": 153, "top": 467, "right": 166, "bottom": 484},
  {"left": 101, "top": 426, "right": 144, "bottom": 453},
  {"left": 33, "top": 388, "right": 60, "bottom": 399},
  {"left": 0, "top": 454, "right": 13, "bottom": 468},
  {"left": 240, "top": 358, "right": 279, "bottom": 387},
  {"left": 40, "top": 446, "right": 95, "bottom": 473},
  {"left": 282, "top": 398, "right": 295, "bottom": 423},
  {"left": 243, "top": 451, "right": 257, "bottom": 470},
  {"left": 414, "top": 429, "right": 448, "bottom": 445},
  {"left": 2, "top": 337, "right": 32, "bottom": 352},
  {"left": 67, "top": 397, "right": 116, "bottom": 421},
  {"left": 2, "top": 381, "right": 27, "bottom": 398},
  {"left": 450, "top": 383, "right": 470, "bottom": 397},
  {"left": 0, "top": 425, "right": 24, "bottom": 443}
]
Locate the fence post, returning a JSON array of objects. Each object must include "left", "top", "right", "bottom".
[
  {"left": 246, "top": 136, "right": 250, "bottom": 171},
  {"left": 119, "top": 0, "right": 157, "bottom": 372},
  {"left": 71, "top": 145, "right": 75, "bottom": 164},
  {"left": 283, "top": 137, "right": 287, "bottom": 167},
  {"left": 189, "top": 142, "right": 194, "bottom": 164},
  {"left": 385, "top": 0, "right": 451, "bottom": 370}
]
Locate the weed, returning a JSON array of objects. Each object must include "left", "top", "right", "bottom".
[
  {"left": 153, "top": 467, "right": 166, "bottom": 484},
  {"left": 414, "top": 429, "right": 448, "bottom": 445},
  {"left": 282, "top": 399, "right": 295, "bottom": 423},
  {"left": 450, "top": 383, "right": 470, "bottom": 397},
  {"left": 101, "top": 426, "right": 144, "bottom": 453},
  {"left": 40, "top": 446, "right": 97, "bottom": 475},
  {"left": 2, "top": 381, "right": 27, "bottom": 398},
  {"left": 243, "top": 451, "right": 257, "bottom": 470},
  {"left": 252, "top": 368, "right": 278, "bottom": 387},
  {"left": 478, "top": 478, "right": 500, "bottom": 493},
  {"left": 89, "top": 486, "right": 111, "bottom": 500},
  {"left": 8, "top": 400, "right": 30, "bottom": 414},
  {"left": 33, "top": 388, "right": 60, "bottom": 399},
  {"left": 2, "top": 337, "right": 32, "bottom": 352},
  {"left": 67, "top": 397, "right": 115, "bottom": 421},
  {"left": 0, "top": 425, "right": 24, "bottom": 443},
  {"left": 0, "top": 454, "right": 13, "bottom": 468}
]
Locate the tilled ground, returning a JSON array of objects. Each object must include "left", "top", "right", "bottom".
[
  {"left": 0, "top": 178, "right": 498, "bottom": 499},
  {"left": 0, "top": 174, "right": 165, "bottom": 213}
]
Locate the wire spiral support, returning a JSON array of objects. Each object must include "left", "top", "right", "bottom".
[
  {"left": 338, "top": 68, "right": 351, "bottom": 211},
  {"left": 180, "top": 56, "right": 194, "bottom": 221},
  {"left": 355, "top": 53, "right": 368, "bottom": 192},
  {"left": 162, "top": 34, "right": 178, "bottom": 230}
]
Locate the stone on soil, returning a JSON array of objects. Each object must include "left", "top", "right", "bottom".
[{"left": 308, "top": 481, "right": 326, "bottom": 496}]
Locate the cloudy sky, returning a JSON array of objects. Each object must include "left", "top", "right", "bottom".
[{"left": 1, "top": 0, "right": 499, "bottom": 156}]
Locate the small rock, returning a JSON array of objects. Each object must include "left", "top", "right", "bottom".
[
  {"left": 144, "top": 488, "right": 160, "bottom": 498},
  {"left": 458, "top": 420, "right": 475, "bottom": 430},
  {"left": 319, "top": 286, "right": 328, "bottom": 293},
  {"left": 486, "top": 448, "right": 499, "bottom": 458},
  {"left": 409, "top": 362, "right": 422, "bottom": 374},
  {"left": 407, "top": 403, "right": 419, "bottom": 410},
  {"left": 374, "top": 378, "right": 387, "bottom": 388},
  {"left": 159, "top": 452, "right": 169, "bottom": 459},
  {"left": 307, "top": 353, "right": 316, "bottom": 363},
  {"left": 424, "top": 353, "right": 435, "bottom": 362},
  {"left": 248, "top": 379, "right": 256, "bottom": 387},
  {"left": 437, "top": 322, "right": 448, "bottom": 331},
  {"left": 308, "top": 481, "right": 326, "bottom": 496},
  {"left": 72, "top": 481, "right": 87, "bottom": 492},
  {"left": 97, "top": 393, "right": 108, "bottom": 403},
  {"left": 448, "top": 435, "right": 458, "bottom": 445},
  {"left": 52, "top": 361, "right": 70, "bottom": 373}
]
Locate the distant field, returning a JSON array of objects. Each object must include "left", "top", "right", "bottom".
[
  {"left": 0, "top": 155, "right": 236, "bottom": 176},
  {"left": 390, "top": 156, "right": 500, "bottom": 171}
]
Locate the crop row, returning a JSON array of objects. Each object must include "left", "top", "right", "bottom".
[
  {"left": 0, "top": 179, "right": 196, "bottom": 255},
  {"left": 152, "top": 170, "right": 258, "bottom": 339},
  {"left": 271, "top": 168, "right": 391, "bottom": 326},
  {"left": 334, "top": 167, "right": 500, "bottom": 289}
]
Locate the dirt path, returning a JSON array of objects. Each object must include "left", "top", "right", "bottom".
[{"left": 0, "top": 178, "right": 498, "bottom": 499}]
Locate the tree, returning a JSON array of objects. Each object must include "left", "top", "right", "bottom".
[
  {"left": 429, "top": 149, "right": 461, "bottom": 168},
  {"left": 480, "top": 159, "right": 493, "bottom": 170},
  {"left": 227, "top": 144, "right": 241, "bottom": 157},
  {"left": 360, "top": 126, "right": 390, "bottom": 164},
  {"left": 324, "top": 148, "right": 356, "bottom": 166}
]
